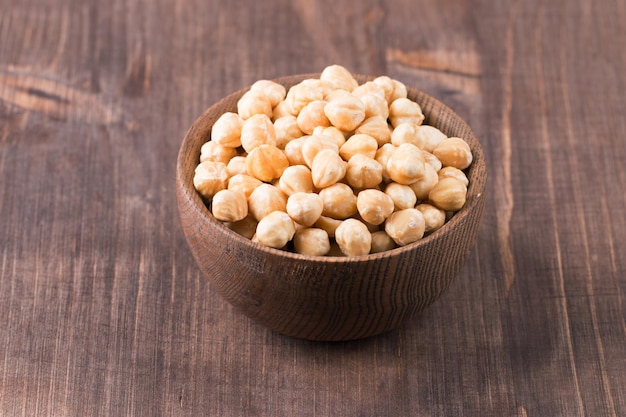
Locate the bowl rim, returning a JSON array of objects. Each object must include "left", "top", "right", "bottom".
[{"left": 177, "top": 73, "right": 487, "bottom": 264}]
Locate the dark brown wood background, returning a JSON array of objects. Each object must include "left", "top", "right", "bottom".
[{"left": 1, "top": 0, "right": 625, "bottom": 415}]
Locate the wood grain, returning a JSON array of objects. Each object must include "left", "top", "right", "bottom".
[{"left": 1, "top": 0, "right": 625, "bottom": 415}]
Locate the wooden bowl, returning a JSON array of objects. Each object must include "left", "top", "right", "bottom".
[{"left": 176, "top": 74, "right": 487, "bottom": 341}]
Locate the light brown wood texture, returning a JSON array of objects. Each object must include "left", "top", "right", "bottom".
[{"left": 1, "top": 0, "right": 625, "bottom": 415}]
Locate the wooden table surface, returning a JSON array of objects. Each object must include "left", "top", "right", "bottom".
[{"left": 1, "top": 0, "right": 625, "bottom": 415}]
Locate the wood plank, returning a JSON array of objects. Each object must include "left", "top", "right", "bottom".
[{"left": 1, "top": 0, "right": 625, "bottom": 415}]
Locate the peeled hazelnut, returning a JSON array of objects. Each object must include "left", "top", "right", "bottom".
[
  {"left": 284, "top": 137, "right": 307, "bottom": 166},
  {"left": 339, "top": 133, "right": 378, "bottom": 160},
  {"left": 324, "top": 94, "right": 366, "bottom": 132},
  {"left": 390, "top": 122, "right": 420, "bottom": 148},
  {"left": 370, "top": 230, "right": 397, "bottom": 253},
  {"left": 273, "top": 100, "right": 295, "bottom": 120},
  {"left": 351, "top": 81, "right": 386, "bottom": 99},
  {"left": 250, "top": 79, "right": 286, "bottom": 108},
  {"left": 428, "top": 177, "right": 467, "bottom": 211},
  {"left": 422, "top": 150, "right": 443, "bottom": 172},
  {"left": 385, "top": 182, "right": 417, "bottom": 210},
  {"left": 228, "top": 174, "right": 263, "bottom": 199},
  {"left": 200, "top": 141, "right": 238, "bottom": 165},
  {"left": 360, "top": 93, "right": 389, "bottom": 119},
  {"left": 355, "top": 116, "right": 391, "bottom": 147},
  {"left": 318, "top": 183, "right": 357, "bottom": 219},
  {"left": 386, "top": 143, "right": 426, "bottom": 185},
  {"left": 416, "top": 203, "right": 446, "bottom": 234},
  {"left": 278, "top": 165, "right": 314, "bottom": 196},
  {"left": 415, "top": 125, "right": 447, "bottom": 152},
  {"left": 211, "top": 112, "right": 243, "bottom": 148},
  {"left": 274, "top": 115, "right": 303, "bottom": 149},
  {"left": 193, "top": 161, "right": 229, "bottom": 199},
  {"left": 320, "top": 64, "right": 359, "bottom": 91},
  {"left": 372, "top": 75, "right": 395, "bottom": 103},
  {"left": 226, "top": 215, "right": 258, "bottom": 239},
  {"left": 311, "top": 149, "right": 347, "bottom": 189},
  {"left": 384, "top": 208, "right": 425, "bottom": 246},
  {"left": 286, "top": 192, "right": 324, "bottom": 227},
  {"left": 211, "top": 189, "right": 248, "bottom": 222},
  {"left": 253, "top": 211, "right": 295, "bottom": 249},
  {"left": 345, "top": 154, "right": 383, "bottom": 189},
  {"left": 293, "top": 228, "right": 331, "bottom": 256},
  {"left": 438, "top": 166, "right": 469, "bottom": 186},
  {"left": 237, "top": 90, "right": 273, "bottom": 120},
  {"left": 388, "top": 97, "right": 424, "bottom": 128},
  {"left": 245, "top": 144, "right": 289, "bottom": 182},
  {"left": 335, "top": 218, "right": 372, "bottom": 256},
  {"left": 226, "top": 156, "right": 248, "bottom": 176},
  {"left": 356, "top": 189, "right": 394, "bottom": 225},
  {"left": 240, "top": 114, "right": 277, "bottom": 153},
  {"left": 375, "top": 143, "right": 396, "bottom": 182},
  {"left": 433, "top": 137, "right": 473, "bottom": 170},
  {"left": 408, "top": 163, "right": 439, "bottom": 201},
  {"left": 248, "top": 184, "right": 288, "bottom": 221},
  {"left": 297, "top": 100, "right": 330, "bottom": 134},
  {"left": 312, "top": 126, "right": 347, "bottom": 148}
]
